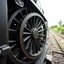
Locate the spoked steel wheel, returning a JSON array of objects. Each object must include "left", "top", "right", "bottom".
[
  {"left": 20, "top": 13, "right": 46, "bottom": 59},
  {"left": 8, "top": 8, "right": 46, "bottom": 64},
  {"left": 8, "top": 8, "right": 34, "bottom": 64}
]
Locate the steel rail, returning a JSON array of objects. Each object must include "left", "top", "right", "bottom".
[
  {"left": 51, "top": 33, "right": 64, "bottom": 55},
  {"left": 56, "top": 33, "right": 64, "bottom": 39}
]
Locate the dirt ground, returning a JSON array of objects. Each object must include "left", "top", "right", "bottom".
[{"left": 47, "top": 31, "right": 64, "bottom": 64}]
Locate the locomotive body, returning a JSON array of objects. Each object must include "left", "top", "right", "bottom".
[{"left": 0, "top": 0, "right": 48, "bottom": 64}]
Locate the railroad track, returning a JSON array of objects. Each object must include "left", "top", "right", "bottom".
[
  {"left": 56, "top": 33, "right": 64, "bottom": 39},
  {"left": 48, "top": 31, "right": 64, "bottom": 64},
  {"left": 51, "top": 32, "right": 64, "bottom": 55}
]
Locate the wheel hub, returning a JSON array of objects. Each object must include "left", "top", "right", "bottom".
[{"left": 32, "top": 28, "right": 38, "bottom": 39}]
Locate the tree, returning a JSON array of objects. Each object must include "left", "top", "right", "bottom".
[{"left": 58, "top": 20, "right": 62, "bottom": 26}]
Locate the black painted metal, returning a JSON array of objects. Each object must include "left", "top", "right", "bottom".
[
  {"left": 35, "top": 45, "right": 47, "bottom": 64},
  {"left": 0, "top": 45, "right": 10, "bottom": 56},
  {"left": 8, "top": 8, "right": 35, "bottom": 64},
  {"left": 0, "top": 0, "right": 8, "bottom": 48},
  {"left": 0, "top": 0, "right": 8, "bottom": 64},
  {"left": 8, "top": 8, "right": 46, "bottom": 63},
  {"left": 0, "top": 0, "right": 47, "bottom": 64}
]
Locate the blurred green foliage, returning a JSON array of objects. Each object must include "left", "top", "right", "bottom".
[{"left": 50, "top": 25, "right": 64, "bottom": 34}]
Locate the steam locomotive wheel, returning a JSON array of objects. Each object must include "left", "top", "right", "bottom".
[
  {"left": 8, "top": 8, "right": 34, "bottom": 64},
  {"left": 8, "top": 8, "right": 46, "bottom": 64},
  {"left": 20, "top": 13, "right": 46, "bottom": 59}
]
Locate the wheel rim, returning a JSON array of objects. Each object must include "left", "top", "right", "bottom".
[{"left": 20, "top": 13, "right": 46, "bottom": 59}]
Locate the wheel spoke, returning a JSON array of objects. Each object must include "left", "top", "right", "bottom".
[
  {"left": 19, "top": 11, "right": 24, "bottom": 18},
  {"left": 36, "top": 17, "right": 39, "bottom": 26},
  {"left": 8, "top": 40, "right": 17, "bottom": 43},
  {"left": 34, "top": 16, "right": 35, "bottom": 27},
  {"left": 14, "top": 51, "right": 20, "bottom": 57},
  {"left": 23, "top": 36, "right": 31, "bottom": 42},
  {"left": 38, "top": 34, "right": 45, "bottom": 36},
  {"left": 37, "top": 39, "right": 43, "bottom": 47},
  {"left": 14, "top": 18, "right": 20, "bottom": 23},
  {"left": 38, "top": 30, "right": 43, "bottom": 33},
  {"left": 38, "top": 37, "right": 45, "bottom": 41},
  {"left": 22, "top": 57, "right": 27, "bottom": 61},
  {"left": 30, "top": 40, "right": 33, "bottom": 54},
  {"left": 38, "top": 29, "right": 45, "bottom": 32},
  {"left": 35, "top": 40, "right": 40, "bottom": 51},
  {"left": 11, "top": 44, "right": 17, "bottom": 49},
  {"left": 24, "top": 26, "right": 31, "bottom": 32},
  {"left": 26, "top": 39, "right": 31, "bottom": 50},
  {"left": 23, "top": 32, "right": 31, "bottom": 35},
  {"left": 33, "top": 41, "right": 35, "bottom": 54},
  {"left": 37, "top": 26, "right": 41, "bottom": 30},
  {"left": 35, "top": 43, "right": 38, "bottom": 53},
  {"left": 27, "top": 22, "right": 31, "bottom": 29},
  {"left": 37, "top": 20, "right": 42, "bottom": 27},
  {"left": 9, "top": 29, "right": 17, "bottom": 32}
]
